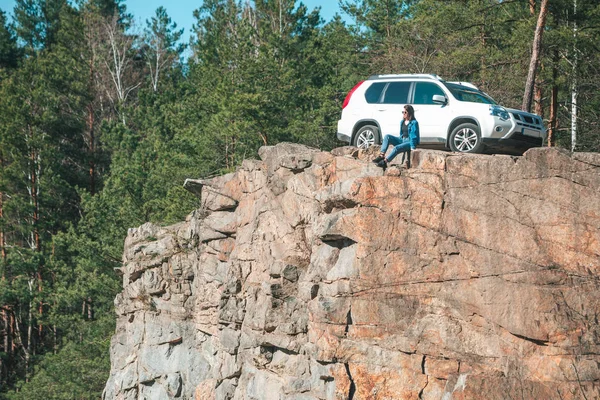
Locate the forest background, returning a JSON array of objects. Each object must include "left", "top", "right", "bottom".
[{"left": 0, "top": 0, "right": 599, "bottom": 398}]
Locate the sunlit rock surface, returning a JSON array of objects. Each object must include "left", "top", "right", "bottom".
[{"left": 103, "top": 143, "right": 600, "bottom": 400}]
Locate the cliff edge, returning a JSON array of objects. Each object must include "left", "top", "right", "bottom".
[{"left": 103, "top": 144, "right": 600, "bottom": 399}]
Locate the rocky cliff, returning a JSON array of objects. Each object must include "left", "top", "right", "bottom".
[{"left": 103, "top": 143, "right": 600, "bottom": 400}]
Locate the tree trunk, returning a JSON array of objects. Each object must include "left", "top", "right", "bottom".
[
  {"left": 9, "top": 311, "right": 14, "bottom": 353},
  {"left": 87, "top": 297, "right": 93, "bottom": 320},
  {"left": 29, "top": 147, "right": 44, "bottom": 341},
  {"left": 13, "top": 284, "right": 34, "bottom": 383},
  {"left": 534, "top": 83, "right": 543, "bottom": 117},
  {"left": 88, "top": 102, "right": 96, "bottom": 196},
  {"left": 1, "top": 307, "right": 13, "bottom": 387},
  {"left": 477, "top": 0, "right": 488, "bottom": 87},
  {"left": 87, "top": 51, "right": 97, "bottom": 196},
  {"left": 0, "top": 163, "right": 5, "bottom": 384},
  {"left": 571, "top": 0, "right": 578, "bottom": 151},
  {"left": 26, "top": 311, "right": 31, "bottom": 383},
  {"left": 522, "top": 0, "right": 549, "bottom": 112},
  {"left": 0, "top": 308, "right": 5, "bottom": 386},
  {"left": 571, "top": 73, "right": 578, "bottom": 151},
  {"left": 53, "top": 322, "right": 58, "bottom": 353},
  {"left": 0, "top": 188, "right": 5, "bottom": 269},
  {"left": 548, "top": 50, "right": 559, "bottom": 147},
  {"left": 29, "top": 149, "right": 41, "bottom": 253},
  {"left": 0, "top": 153, "right": 4, "bottom": 267}
]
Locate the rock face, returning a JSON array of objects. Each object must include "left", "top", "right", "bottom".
[{"left": 103, "top": 143, "right": 600, "bottom": 400}]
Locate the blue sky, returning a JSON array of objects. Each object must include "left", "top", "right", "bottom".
[{"left": 0, "top": 1, "right": 349, "bottom": 39}]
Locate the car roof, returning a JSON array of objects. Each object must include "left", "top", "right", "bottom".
[
  {"left": 366, "top": 74, "right": 480, "bottom": 90},
  {"left": 367, "top": 73, "right": 442, "bottom": 81}
]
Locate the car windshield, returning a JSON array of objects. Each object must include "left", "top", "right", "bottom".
[{"left": 443, "top": 82, "right": 497, "bottom": 105}]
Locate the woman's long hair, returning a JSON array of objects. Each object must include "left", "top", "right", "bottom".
[{"left": 404, "top": 104, "right": 416, "bottom": 120}]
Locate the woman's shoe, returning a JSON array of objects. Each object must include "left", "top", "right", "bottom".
[
  {"left": 376, "top": 159, "right": 388, "bottom": 169},
  {"left": 372, "top": 153, "right": 385, "bottom": 163}
]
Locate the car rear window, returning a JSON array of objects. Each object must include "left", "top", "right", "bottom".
[
  {"left": 365, "top": 82, "right": 386, "bottom": 103},
  {"left": 382, "top": 81, "right": 411, "bottom": 104}
]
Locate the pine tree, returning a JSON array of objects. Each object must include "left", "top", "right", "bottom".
[
  {"left": 13, "top": 0, "right": 69, "bottom": 52},
  {"left": 0, "top": 10, "right": 20, "bottom": 70},
  {"left": 0, "top": 2, "right": 89, "bottom": 390}
]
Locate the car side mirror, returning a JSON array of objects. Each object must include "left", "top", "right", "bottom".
[{"left": 432, "top": 95, "right": 447, "bottom": 105}]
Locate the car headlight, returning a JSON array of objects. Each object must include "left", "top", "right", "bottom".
[{"left": 490, "top": 105, "right": 509, "bottom": 121}]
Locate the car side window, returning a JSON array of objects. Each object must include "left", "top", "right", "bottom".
[
  {"left": 382, "top": 82, "right": 411, "bottom": 104},
  {"left": 365, "top": 82, "right": 386, "bottom": 104},
  {"left": 414, "top": 82, "right": 445, "bottom": 105}
]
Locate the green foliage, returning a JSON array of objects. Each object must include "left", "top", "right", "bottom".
[
  {"left": 6, "top": 331, "right": 112, "bottom": 400},
  {"left": 0, "top": 11, "right": 20, "bottom": 69},
  {"left": 13, "top": 0, "right": 70, "bottom": 52}
]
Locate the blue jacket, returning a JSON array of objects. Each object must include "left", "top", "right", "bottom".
[{"left": 401, "top": 119, "right": 420, "bottom": 149}]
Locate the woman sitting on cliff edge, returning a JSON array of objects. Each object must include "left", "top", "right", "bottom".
[{"left": 373, "top": 104, "right": 420, "bottom": 169}]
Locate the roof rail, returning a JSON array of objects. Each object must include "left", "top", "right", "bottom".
[
  {"left": 448, "top": 81, "right": 479, "bottom": 90},
  {"left": 367, "top": 73, "right": 442, "bottom": 81}
]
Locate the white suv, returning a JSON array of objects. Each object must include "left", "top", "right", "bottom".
[{"left": 337, "top": 74, "right": 546, "bottom": 153}]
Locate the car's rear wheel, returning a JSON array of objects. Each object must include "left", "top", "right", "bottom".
[
  {"left": 449, "top": 123, "right": 483, "bottom": 153},
  {"left": 353, "top": 125, "right": 380, "bottom": 149}
]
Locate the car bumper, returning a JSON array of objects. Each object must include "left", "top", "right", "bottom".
[
  {"left": 337, "top": 119, "right": 353, "bottom": 143},
  {"left": 482, "top": 133, "right": 544, "bottom": 152},
  {"left": 337, "top": 131, "right": 351, "bottom": 142}
]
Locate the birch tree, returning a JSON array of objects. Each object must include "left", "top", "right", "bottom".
[
  {"left": 143, "top": 7, "right": 184, "bottom": 92},
  {"left": 103, "top": 15, "right": 141, "bottom": 107},
  {"left": 570, "top": 0, "right": 578, "bottom": 151}
]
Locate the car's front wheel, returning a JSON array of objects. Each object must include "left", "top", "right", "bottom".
[
  {"left": 449, "top": 123, "right": 483, "bottom": 153},
  {"left": 353, "top": 125, "right": 380, "bottom": 149}
]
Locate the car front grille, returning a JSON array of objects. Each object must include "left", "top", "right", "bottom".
[{"left": 511, "top": 112, "right": 543, "bottom": 130}]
